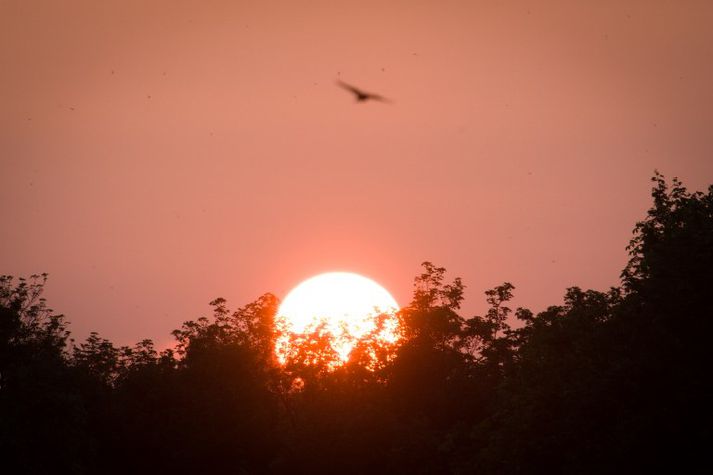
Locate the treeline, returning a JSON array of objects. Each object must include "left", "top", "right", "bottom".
[{"left": 1, "top": 173, "right": 711, "bottom": 474}]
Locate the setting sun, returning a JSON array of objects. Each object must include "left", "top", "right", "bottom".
[{"left": 275, "top": 272, "right": 400, "bottom": 366}]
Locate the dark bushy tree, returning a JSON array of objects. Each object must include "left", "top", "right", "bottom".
[
  {"left": 460, "top": 173, "right": 713, "bottom": 473},
  {"left": 2, "top": 173, "right": 710, "bottom": 474},
  {"left": 0, "top": 274, "right": 91, "bottom": 473}
]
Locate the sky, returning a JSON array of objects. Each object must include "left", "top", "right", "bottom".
[{"left": 2, "top": 0, "right": 712, "bottom": 346}]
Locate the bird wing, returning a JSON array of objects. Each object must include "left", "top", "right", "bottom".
[
  {"left": 367, "top": 93, "right": 390, "bottom": 103},
  {"left": 336, "top": 80, "right": 366, "bottom": 97},
  {"left": 336, "top": 80, "right": 392, "bottom": 103}
]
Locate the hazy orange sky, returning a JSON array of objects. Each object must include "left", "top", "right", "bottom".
[{"left": 2, "top": 0, "right": 712, "bottom": 346}]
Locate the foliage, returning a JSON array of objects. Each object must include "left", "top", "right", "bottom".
[
  {"left": 1, "top": 173, "right": 711, "bottom": 473},
  {"left": 0, "top": 274, "right": 89, "bottom": 472}
]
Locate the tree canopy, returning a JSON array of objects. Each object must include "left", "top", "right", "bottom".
[{"left": 1, "top": 173, "right": 710, "bottom": 474}]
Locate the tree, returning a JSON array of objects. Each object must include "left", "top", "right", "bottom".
[
  {"left": 463, "top": 282, "right": 517, "bottom": 369},
  {"left": 0, "top": 274, "right": 91, "bottom": 473},
  {"left": 461, "top": 173, "right": 713, "bottom": 473},
  {"left": 109, "top": 294, "right": 282, "bottom": 474},
  {"left": 72, "top": 332, "right": 122, "bottom": 385},
  {"left": 399, "top": 261, "right": 465, "bottom": 348},
  {"left": 3, "top": 173, "right": 711, "bottom": 474},
  {"left": 622, "top": 171, "right": 713, "bottom": 345}
]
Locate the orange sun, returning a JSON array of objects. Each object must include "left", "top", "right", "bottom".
[{"left": 275, "top": 272, "right": 401, "bottom": 367}]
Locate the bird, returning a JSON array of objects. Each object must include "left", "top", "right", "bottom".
[{"left": 336, "top": 80, "right": 391, "bottom": 103}]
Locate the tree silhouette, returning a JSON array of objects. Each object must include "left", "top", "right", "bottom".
[
  {"left": 0, "top": 274, "right": 91, "bottom": 472},
  {"left": 460, "top": 173, "right": 713, "bottom": 473},
  {"left": 1, "top": 173, "right": 711, "bottom": 474}
]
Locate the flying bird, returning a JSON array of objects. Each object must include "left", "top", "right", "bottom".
[{"left": 336, "top": 80, "right": 391, "bottom": 103}]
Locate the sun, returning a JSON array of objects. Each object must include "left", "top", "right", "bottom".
[{"left": 275, "top": 272, "right": 401, "bottom": 367}]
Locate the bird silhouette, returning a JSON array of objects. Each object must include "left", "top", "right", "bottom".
[{"left": 336, "top": 80, "right": 391, "bottom": 103}]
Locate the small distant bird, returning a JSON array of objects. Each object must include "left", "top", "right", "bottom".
[{"left": 336, "top": 80, "right": 390, "bottom": 103}]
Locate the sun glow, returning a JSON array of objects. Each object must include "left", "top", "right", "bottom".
[{"left": 275, "top": 272, "right": 401, "bottom": 367}]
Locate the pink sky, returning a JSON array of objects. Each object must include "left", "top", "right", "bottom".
[{"left": 2, "top": 0, "right": 712, "bottom": 346}]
